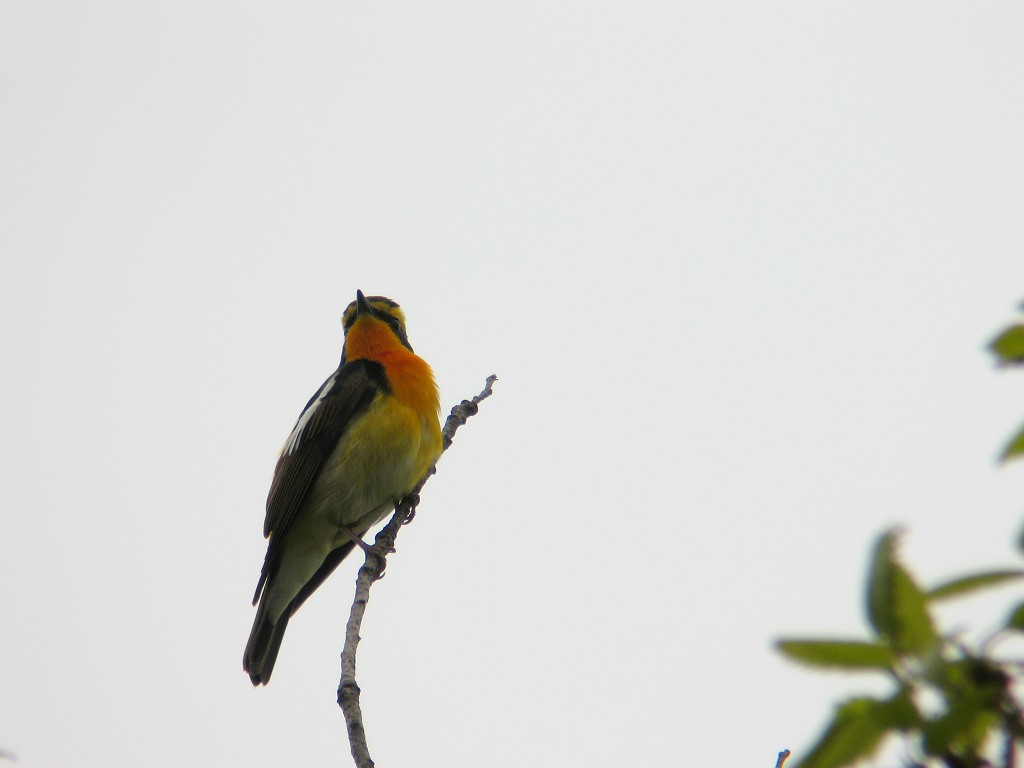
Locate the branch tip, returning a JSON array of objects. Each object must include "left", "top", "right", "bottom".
[{"left": 336, "top": 375, "right": 497, "bottom": 766}]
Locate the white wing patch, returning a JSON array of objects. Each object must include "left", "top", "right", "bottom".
[{"left": 283, "top": 372, "right": 337, "bottom": 456}]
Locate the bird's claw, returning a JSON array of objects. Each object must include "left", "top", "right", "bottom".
[
  {"left": 398, "top": 493, "right": 420, "bottom": 524},
  {"left": 338, "top": 524, "right": 374, "bottom": 556}
]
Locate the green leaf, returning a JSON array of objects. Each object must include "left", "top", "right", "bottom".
[
  {"left": 776, "top": 640, "right": 894, "bottom": 671},
  {"left": 794, "top": 692, "right": 918, "bottom": 768},
  {"left": 989, "top": 325, "right": 1024, "bottom": 364},
  {"left": 932, "top": 657, "right": 1009, "bottom": 700},
  {"left": 866, "top": 530, "right": 938, "bottom": 654},
  {"left": 1005, "top": 601, "right": 1024, "bottom": 631},
  {"left": 866, "top": 531, "right": 899, "bottom": 638},
  {"left": 927, "top": 570, "right": 1024, "bottom": 601},
  {"left": 1000, "top": 422, "right": 1024, "bottom": 462},
  {"left": 922, "top": 685, "right": 1001, "bottom": 756}
]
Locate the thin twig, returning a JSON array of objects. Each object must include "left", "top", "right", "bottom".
[
  {"left": 337, "top": 375, "right": 498, "bottom": 768},
  {"left": 775, "top": 749, "right": 792, "bottom": 768}
]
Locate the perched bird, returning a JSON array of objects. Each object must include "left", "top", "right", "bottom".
[{"left": 244, "top": 291, "right": 442, "bottom": 686}]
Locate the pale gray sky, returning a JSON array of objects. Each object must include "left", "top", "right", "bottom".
[{"left": 2, "top": 3, "right": 1023, "bottom": 767}]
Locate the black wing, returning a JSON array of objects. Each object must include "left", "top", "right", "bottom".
[{"left": 252, "top": 358, "right": 388, "bottom": 604}]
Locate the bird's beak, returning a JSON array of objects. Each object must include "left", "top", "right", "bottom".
[{"left": 355, "top": 290, "right": 372, "bottom": 316}]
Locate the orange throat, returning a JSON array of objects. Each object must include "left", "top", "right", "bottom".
[{"left": 345, "top": 319, "right": 439, "bottom": 416}]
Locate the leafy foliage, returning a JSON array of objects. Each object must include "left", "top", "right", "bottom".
[
  {"left": 776, "top": 303, "right": 1024, "bottom": 768},
  {"left": 777, "top": 530, "right": 1024, "bottom": 768}
]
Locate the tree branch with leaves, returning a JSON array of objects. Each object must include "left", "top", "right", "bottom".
[{"left": 776, "top": 304, "right": 1024, "bottom": 768}]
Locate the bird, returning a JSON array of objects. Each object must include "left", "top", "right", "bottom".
[{"left": 244, "top": 290, "right": 442, "bottom": 686}]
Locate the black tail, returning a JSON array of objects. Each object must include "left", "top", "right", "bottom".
[
  {"left": 243, "top": 597, "right": 292, "bottom": 686},
  {"left": 243, "top": 539, "right": 359, "bottom": 686}
]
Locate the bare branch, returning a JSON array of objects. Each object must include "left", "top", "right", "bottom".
[
  {"left": 337, "top": 375, "right": 498, "bottom": 767},
  {"left": 775, "top": 749, "right": 792, "bottom": 768}
]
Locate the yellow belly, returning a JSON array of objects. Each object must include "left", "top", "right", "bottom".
[
  {"left": 306, "top": 392, "right": 440, "bottom": 535},
  {"left": 263, "top": 390, "right": 441, "bottom": 622}
]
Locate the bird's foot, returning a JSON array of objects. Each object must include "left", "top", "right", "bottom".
[
  {"left": 337, "top": 524, "right": 374, "bottom": 556},
  {"left": 397, "top": 493, "right": 420, "bottom": 524}
]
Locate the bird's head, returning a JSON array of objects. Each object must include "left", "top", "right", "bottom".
[{"left": 341, "top": 290, "right": 414, "bottom": 359}]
